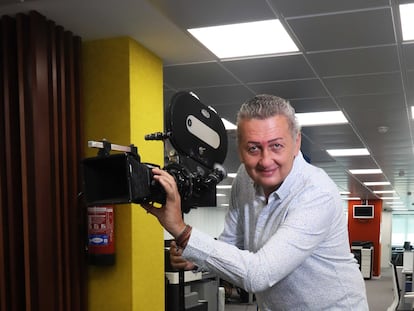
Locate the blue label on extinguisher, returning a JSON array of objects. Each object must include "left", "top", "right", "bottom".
[{"left": 89, "top": 234, "right": 109, "bottom": 246}]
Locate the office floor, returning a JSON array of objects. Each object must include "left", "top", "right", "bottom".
[
  {"left": 225, "top": 304, "right": 257, "bottom": 311},
  {"left": 365, "top": 267, "right": 394, "bottom": 310},
  {"left": 223, "top": 267, "right": 394, "bottom": 310}
]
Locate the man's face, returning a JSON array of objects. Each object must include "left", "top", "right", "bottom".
[{"left": 238, "top": 115, "right": 301, "bottom": 196}]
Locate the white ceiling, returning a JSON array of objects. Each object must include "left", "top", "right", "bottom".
[{"left": 2, "top": 0, "right": 414, "bottom": 210}]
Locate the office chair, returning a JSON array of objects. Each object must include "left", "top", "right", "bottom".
[
  {"left": 405, "top": 286, "right": 414, "bottom": 310},
  {"left": 388, "top": 261, "right": 414, "bottom": 311},
  {"left": 388, "top": 262, "right": 401, "bottom": 311}
]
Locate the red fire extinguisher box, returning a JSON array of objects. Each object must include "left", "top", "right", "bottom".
[{"left": 88, "top": 206, "right": 115, "bottom": 265}]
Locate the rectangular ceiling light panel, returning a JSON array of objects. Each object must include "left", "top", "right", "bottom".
[
  {"left": 188, "top": 19, "right": 299, "bottom": 59},
  {"left": 373, "top": 190, "right": 396, "bottom": 194},
  {"left": 327, "top": 148, "right": 370, "bottom": 157},
  {"left": 296, "top": 111, "right": 348, "bottom": 126},
  {"left": 363, "top": 181, "right": 391, "bottom": 186},
  {"left": 400, "top": 3, "right": 414, "bottom": 41},
  {"left": 349, "top": 169, "right": 382, "bottom": 175}
]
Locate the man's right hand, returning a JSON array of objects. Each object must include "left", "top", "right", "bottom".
[{"left": 169, "top": 241, "right": 196, "bottom": 271}]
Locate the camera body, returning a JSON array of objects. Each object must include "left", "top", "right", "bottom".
[{"left": 82, "top": 91, "right": 228, "bottom": 213}]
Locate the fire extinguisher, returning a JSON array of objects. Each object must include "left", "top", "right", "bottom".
[{"left": 87, "top": 206, "right": 115, "bottom": 265}]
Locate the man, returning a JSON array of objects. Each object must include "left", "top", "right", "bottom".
[{"left": 146, "top": 94, "right": 369, "bottom": 310}]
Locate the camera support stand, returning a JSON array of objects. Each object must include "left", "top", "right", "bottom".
[{"left": 178, "top": 268, "right": 185, "bottom": 311}]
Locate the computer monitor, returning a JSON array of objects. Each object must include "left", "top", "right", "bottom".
[{"left": 352, "top": 205, "right": 374, "bottom": 219}]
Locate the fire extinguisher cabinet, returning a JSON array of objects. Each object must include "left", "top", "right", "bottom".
[{"left": 88, "top": 206, "right": 115, "bottom": 265}]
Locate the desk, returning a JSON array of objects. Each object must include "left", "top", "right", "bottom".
[
  {"left": 165, "top": 271, "right": 203, "bottom": 284},
  {"left": 165, "top": 271, "right": 218, "bottom": 311},
  {"left": 404, "top": 251, "right": 414, "bottom": 272},
  {"left": 398, "top": 251, "right": 414, "bottom": 310},
  {"left": 399, "top": 268, "right": 413, "bottom": 310}
]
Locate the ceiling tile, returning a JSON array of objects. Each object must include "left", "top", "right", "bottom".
[
  {"left": 189, "top": 85, "right": 254, "bottom": 108},
  {"left": 164, "top": 62, "right": 239, "bottom": 89},
  {"left": 270, "top": 0, "right": 389, "bottom": 17},
  {"left": 248, "top": 79, "right": 328, "bottom": 99},
  {"left": 149, "top": 0, "right": 274, "bottom": 28},
  {"left": 337, "top": 93, "right": 408, "bottom": 126},
  {"left": 287, "top": 8, "right": 395, "bottom": 51},
  {"left": 407, "top": 70, "right": 414, "bottom": 90},
  {"left": 290, "top": 97, "right": 338, "bottom": 113},
  {"left": 302, "top": 124, "right": 363, "bottom": 149},
  {"left": 324, "top": 72, "right": 403, "bottom": 97},
  {"left": 403, "top": 43, "right": 414, "bottom": 71},
  {"left": 307, "top": 45, "right": 399, "bottom": 77},
  {"left": 222, "top": 54, "right": 314, "bottom": 83}
]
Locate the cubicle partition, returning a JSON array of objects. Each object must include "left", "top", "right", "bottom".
[{"left": 396, "top": 251, "right": 414, "bottom": 310}]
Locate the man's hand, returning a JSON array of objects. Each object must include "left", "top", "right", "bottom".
[
  {"left": 169, "top": 241, "right": 196, "bottom": 271},
  {"left": 143, "top": 167, "right": 186, "bottom": 237}
]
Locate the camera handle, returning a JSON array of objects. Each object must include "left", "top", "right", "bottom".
[
  {"left": 88, "top": 140, "right": 138, "bottom": 158},
  {"left": 144, "top": 131, "right": 171, "bottom": 141}
]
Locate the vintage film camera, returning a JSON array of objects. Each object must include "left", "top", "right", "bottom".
[{"left": 82, "top": 91, "right": 228, "bottom": 213}]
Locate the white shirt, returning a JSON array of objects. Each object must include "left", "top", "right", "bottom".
[{"left": 183, "top": 152, "right": 369, "bottom": 310}]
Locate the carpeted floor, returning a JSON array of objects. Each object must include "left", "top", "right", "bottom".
[{"left": 365, "top": 267, "right": 394, "bottom": 311}]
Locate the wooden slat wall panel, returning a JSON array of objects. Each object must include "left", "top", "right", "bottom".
[{"left": 0, "top": 11, "right": 86, "bottom": 311}]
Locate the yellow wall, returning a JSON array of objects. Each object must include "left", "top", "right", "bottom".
[{"left": 83, "top": 37, "right": 164, "bottom": 311}]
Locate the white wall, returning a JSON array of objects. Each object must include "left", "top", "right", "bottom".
[
  {"left": 164, "top": 206, "right": 228, "bottom": 240},
  {"left": 183, "top": 207, "right": 228, "bottom": 238},
  {"left": 381, "top": 210, "right": 392, "bottom": 268}
]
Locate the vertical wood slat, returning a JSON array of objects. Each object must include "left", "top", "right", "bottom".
[
  {"left": 49, "top": 21, "right": 65, "bottom": 311},
  {"left": 1, "top": 14, "right": 25, "bottom": 311},
  {"left": 72, "top": 35, "right": 87, "bottom": 311},
  {"left": 0, "top": 11, "right": 86, "bottom": 311},
  {"left": 0, "top": 16, "right": 9, "bottom": 311},
  {"left": 31, "top": 11, "right": 56, "bottom": 311},
  {"left": 16, "top": 12, "right": 36, "bottom": 311},
  {"left": 0, "top": 17, "right": 19, "bottom": 308},
  {"left": 64, "top": 31, "right": 74, "bottom": 311},
  {"left": 67, "top": 33, "right": 86, "bottom": 311}
]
